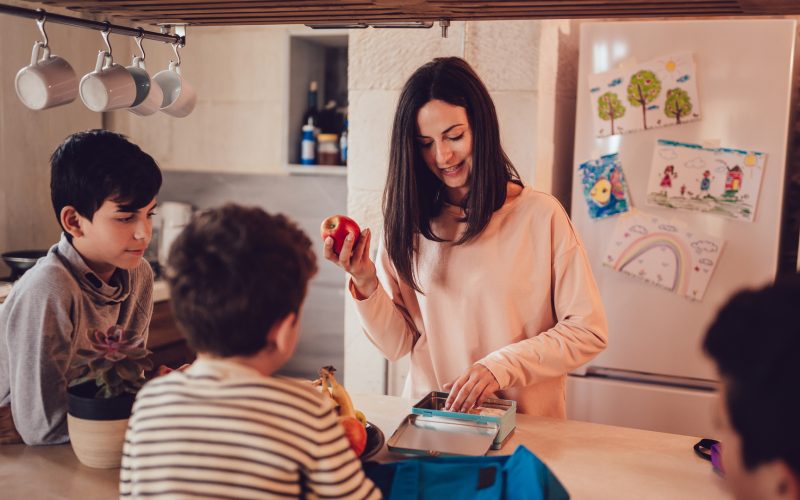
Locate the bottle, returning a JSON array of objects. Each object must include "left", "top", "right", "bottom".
[
  {"left": 339, "top": 119, "right": 348, "bottom": 165},
  {"left": 300, "top": 118, "right": 316, "bottom": 165},
  {"left": 302, "top": 81, "right": 319, "bottom": 136}
]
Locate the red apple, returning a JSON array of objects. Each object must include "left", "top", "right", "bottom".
[
  {"left": 339, "top": 416, "right": 367, "bottom": 456},
  {"left": 320, "top": 215, "right": 361, "bottom": 255}
]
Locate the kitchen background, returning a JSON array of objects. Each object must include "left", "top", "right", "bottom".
[{"left": 1, "top": 1, "right": 798, "bottom": 437}]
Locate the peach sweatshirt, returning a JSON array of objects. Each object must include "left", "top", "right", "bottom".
[{"left": 351, "top": 186, "right": 608, "bottom": 417}]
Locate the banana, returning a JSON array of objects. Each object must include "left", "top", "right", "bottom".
[{"left": 318, "top": 366, "right": 364, "bottom": 425}]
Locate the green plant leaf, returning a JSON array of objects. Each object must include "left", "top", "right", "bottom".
[
  {"left": 69, "top": 375, "right": 93, "bottom": 387},
  {"left": 71, "top": 325, "right": 155, "bottom": 399},
  {"left": 123, "top": 348, "right": 150, "bottom": 360},
  {"left": 89, "top": 358, "right": 112, "bottom": 372},
  {"left": 115, "top": 360, "right": 140, "bottom": 382}
]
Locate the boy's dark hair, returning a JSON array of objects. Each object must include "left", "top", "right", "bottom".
[
  {"left": 50, "top": 129, "right": 162, "bottom": 240},
  {"left": 166, "top": 204, "right": 317, "bottom": 357},
  {"left": 704, "top": 277, "right": 800, "bottom": 475}
]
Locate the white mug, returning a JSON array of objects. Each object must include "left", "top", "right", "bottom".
[
  {"left": 153, "top": 62, "right": 196, "bottom": 118},
  {"left": 79, "top": 51, "right": 136, "bottom": 112},
  {"left": 15, "top": 41, "right": 78, "bottom": 111},
  {"left": 127, "top": 57, "right": 163, "bottom": 116}
]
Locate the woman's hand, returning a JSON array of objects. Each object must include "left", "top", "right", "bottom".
[
  {"left": 323, "top": 227, "right": 379, "bottom": 298},
  {"left": 443, "top": 363, "right": 500, "bottom": 412}
]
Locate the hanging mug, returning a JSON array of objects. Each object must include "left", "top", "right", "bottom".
[
  {"left": 15, "top": 41, "right": 78, "bottom": 111},
  {"left": 153, "top": 61, "right": 196, "bottom": 118},
  {"left": 127, "top": 56, "right": 162, "bottom": 116},
  {"left": 79, "top": 50, "right": 137, "bottom": 112}
]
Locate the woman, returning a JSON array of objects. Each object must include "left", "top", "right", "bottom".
[{"left": 324, "top": 57, "right": 607, "bottom": 417}]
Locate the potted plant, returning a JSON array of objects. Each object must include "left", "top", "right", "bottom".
[{"left": 66, "top": 325, "right": 152, "bottom": 469}]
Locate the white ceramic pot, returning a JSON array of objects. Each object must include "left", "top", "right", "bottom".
[{"left": 67, "top": 382, "right": 135, "bottom": 469}]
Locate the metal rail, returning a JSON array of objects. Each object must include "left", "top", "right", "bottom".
[{"left": 0, "top": 3, "right": 185, "bottom": 45}]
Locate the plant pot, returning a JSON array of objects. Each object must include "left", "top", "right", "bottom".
[{"left": 66, "top": 381, "right": 135, "bottom": 469}]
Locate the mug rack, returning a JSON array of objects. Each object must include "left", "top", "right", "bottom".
[
  {"left": 0, "top": 4, "right": 185, "bottom": 45},
  {"left": 0, "top": 3, "right": 196, "bottom": 117}
]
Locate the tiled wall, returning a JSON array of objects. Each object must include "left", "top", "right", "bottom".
[{"left": 158, "top": 170, "right": 348, "bottom": 380}]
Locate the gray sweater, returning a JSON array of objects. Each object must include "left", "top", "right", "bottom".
[{"left": 0, "top": 234, "right": 153, "bottom": 445}]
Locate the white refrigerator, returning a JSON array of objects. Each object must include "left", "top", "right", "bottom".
[{"left": 568, "top": 19, "right": 798, "bottom": 438}]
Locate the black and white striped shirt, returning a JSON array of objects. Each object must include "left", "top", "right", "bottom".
[{"left": 120, "top": 359, "right": 380, "bottom": 499}]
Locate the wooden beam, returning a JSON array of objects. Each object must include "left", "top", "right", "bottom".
[
  {"left": 24, "top": 0, "right": 800, "bottom": 27},
  {"left": 737, "top": 0, "right": 800, "bottom": 14}
]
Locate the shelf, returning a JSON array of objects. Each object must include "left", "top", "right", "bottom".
[{"left": 286, "top": 164, "right": 347, "bottom": 176}]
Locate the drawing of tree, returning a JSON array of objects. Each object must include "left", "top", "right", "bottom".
[
  {"left": 627, "top": 70, "right": 661, "bottom": 130},
  {"left": 664, "top": 88, "right": 693, "bottom": 124},
  {"left": 597, "top": 92, "right": 626, "bottom": 135}
]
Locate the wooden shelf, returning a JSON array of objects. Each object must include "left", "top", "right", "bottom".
[{"left": 286, "top": 164, "right": 347, "bottom": 176}]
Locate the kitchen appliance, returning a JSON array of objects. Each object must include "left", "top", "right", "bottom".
[
  {"left": 387, "top": 391, "right": 516, "bottom": 456},
  {"left": 157, "top": 201, "right": 193, "bottom": 268},
  {"left": 569, "top": 19, "right": 798, "bottom": 438}
]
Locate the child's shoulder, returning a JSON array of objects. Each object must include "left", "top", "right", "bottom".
[
  {"left": 11, "top": 252, "right": 81, "bottom": 301},
  {"left": 127, "top": 258, "right": 154, "bottom": 291},
  {"left": 269, "top": 376, "right": 329, "bottom": 409},
  {"left": 137, "top": 371, "right": 331, "bottom": 418},
  {"left": 130, "top": 258, "right": 154, "bottom": 281}
]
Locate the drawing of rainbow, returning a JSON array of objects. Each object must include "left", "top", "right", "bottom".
[{"left": 613, "top": 231, "right": 692, "bottom": 296}]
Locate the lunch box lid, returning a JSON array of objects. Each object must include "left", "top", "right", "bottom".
[{"left": 387, "top": 414, "right": 499, "bottom": 457}]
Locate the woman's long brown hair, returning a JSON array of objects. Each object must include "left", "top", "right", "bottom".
[{"left": 383, "top": 57, "right": 522, "bottom": 292}]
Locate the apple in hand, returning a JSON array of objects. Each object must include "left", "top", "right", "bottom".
[
  {"left": 320, "top": 215, "right": 361, "bottom": 255},
  {"left": 339, "top": 416, "right": 367, "bottom": 456}
]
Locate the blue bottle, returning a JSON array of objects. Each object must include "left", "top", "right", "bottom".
[{"left": 339, "top": 119, "right": 348, "bottom": 165}]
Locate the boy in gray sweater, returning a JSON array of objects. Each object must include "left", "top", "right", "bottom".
[{"left": 0, "top": 130, "right": 162, "bottom": 445}]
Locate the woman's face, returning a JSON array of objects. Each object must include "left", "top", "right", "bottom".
[{"left": 416, "top": 99, "right": 473, "bottom": 205}]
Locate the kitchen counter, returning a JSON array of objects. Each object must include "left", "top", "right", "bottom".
[
  {"left": 0, "top": 278, "right": 169, "bottom": 306},
  {"left": 0, "top": 394, "right": 730, "bottom": 499}
]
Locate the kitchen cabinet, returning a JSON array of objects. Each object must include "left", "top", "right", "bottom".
[{"left": 147, "top": 300, "right": 196, "bottom": 370}]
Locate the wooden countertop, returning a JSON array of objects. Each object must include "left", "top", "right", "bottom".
[
  {"left": 0, "top": 279, "right": 169, "bottom": 307},
  {"left": 358, "top": 395, "right": 731, "bottom": 499},
  {"left": 0, "top": 394, "right": 731, "bottom": 499}
]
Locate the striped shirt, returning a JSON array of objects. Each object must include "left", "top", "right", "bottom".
[{"left": 120, "top": 359, "right": 380, "bottom": 499}]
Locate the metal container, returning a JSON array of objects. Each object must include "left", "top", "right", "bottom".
[
  {"left": 386, "top": 391, "right": 517, "bottom": 456},
  {"left": 387, "top": 414, "right": 499, "bottom": 456}
]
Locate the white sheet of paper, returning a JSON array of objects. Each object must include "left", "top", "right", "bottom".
[
  {"left": 645, "top": 139, "right": 766, "bottom": 222},
  {"left": 603, "top": 211, "right": 724, "bottom": 301},
  {"left": 589, "top": 52, "right": 701, "bottom": 137}
]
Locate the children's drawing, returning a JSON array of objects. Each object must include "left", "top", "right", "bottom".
[
  {"left": 603, "top": 211, "right": 724, "bottom": 301},
  {"left": 646, "top": 139, "right": 766, "bottom": 222},
  {"left": 589, "top": 52, "right": 701, "bottom": 137},
  {"left": 578, "top": 153, "right": 631, "bottom": 219}
]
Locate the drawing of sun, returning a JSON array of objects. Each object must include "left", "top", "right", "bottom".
[
  {"left": 655, "top": 54, "right": 692, "bottom": 84},
  {"left": 743, "top": 153, "right": 758, "bottom": 167}
]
